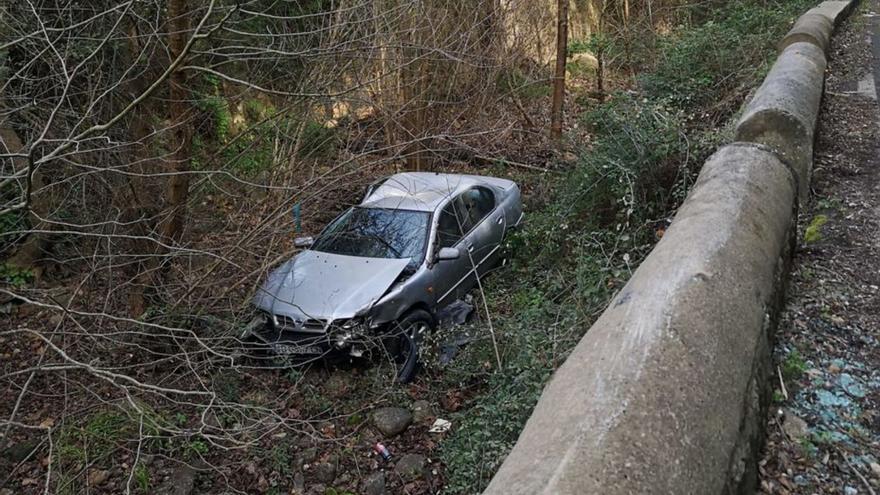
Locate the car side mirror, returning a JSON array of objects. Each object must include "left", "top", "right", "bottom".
[
  {"left": 436, "top": 247, "right": 460, "bottom": 261},
  {"left": 294, "top": 236, "right": 314, "bottom": 248}
]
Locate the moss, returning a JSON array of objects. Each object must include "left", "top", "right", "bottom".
[{"left": 804, "top": 214, "right": 828, "bottom": 243}]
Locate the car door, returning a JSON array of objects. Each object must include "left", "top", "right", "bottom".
[
  {"left": 433, "top": 195, "right": 475, "bottom": 305},
  {"left": 459, "top": 186, "right": 504, "bottom": 277}
]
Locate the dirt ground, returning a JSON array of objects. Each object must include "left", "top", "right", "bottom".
[{"left": 758, "top": 4, "right": 880, "bottom": 494}]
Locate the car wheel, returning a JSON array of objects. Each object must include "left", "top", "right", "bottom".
[{"left": 392, "top": 309, "right": 434, "bottom": 383}]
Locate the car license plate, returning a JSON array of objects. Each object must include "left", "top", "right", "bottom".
[{"left": 274, "top": 343, "right": 323, "bottom": 355}]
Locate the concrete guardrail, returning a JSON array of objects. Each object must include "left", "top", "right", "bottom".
[{"left": 484, "top": 2, "right": 856, "bottom": 493}]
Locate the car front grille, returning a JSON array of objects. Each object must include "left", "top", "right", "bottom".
[{"left": 274, "top": 315, "right": 328, "bottom": 333}]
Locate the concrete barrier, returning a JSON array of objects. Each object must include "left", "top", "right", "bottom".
[
  {"left": 484, "top": 144, "right": 797, "bottom": 495},
  {"left": 735, "top": 41, "right": 827, "bottom": 200},
  {"left": 808, "top": 1, "right": 856, "bottom": 27},
  {"left": 780, "top": 0, "right": 855, "bottom": 52},
  {"left": 484, "top": 1, "right": 856, "bottom": 493},
  {"left": 779, "top": 13, "right": 834, "bottom": 53}
]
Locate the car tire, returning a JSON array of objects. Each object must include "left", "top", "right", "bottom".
[{"left": 392, "top": 309, "right": 435, "bottom": 384}]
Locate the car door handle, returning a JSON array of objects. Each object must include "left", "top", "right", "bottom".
[
  {"left": 466, "top": 244, "right": 474, "bottom": 252},
  {"left": 496, "top": 216, "right": 504, "bottom": 224}
]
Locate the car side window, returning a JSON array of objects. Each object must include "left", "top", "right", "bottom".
[
  {"left": 460, "top": 186, "right": 495, "bottom": 227},
  {"left": 437, "top": 194, "right": 475, "bottom": 247},
  {"left": 437, "top": 202, "right": 463, "bottom": 248}
]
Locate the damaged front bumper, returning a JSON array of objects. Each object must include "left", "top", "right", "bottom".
[{"left": 241, "top": 313, "right": 379, "bottom": 360}]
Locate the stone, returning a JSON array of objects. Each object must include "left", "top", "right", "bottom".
[
  {"left": 844, "top": 487, "right": 857, "bottom": 495},
  {"left": 559, "top": 151, "right": 579, "bottom": 163},
  {"left": 394, "top": 454, "right": 427, "bottom": 479},
  {"left": 372, "top": 407, "right": 413, "bottom": 437},
  {"left": 307, "top": 484, "right": 326, "bottom": 495},
  {"left": 292, "top": 472, "right": 305, "bottom": 494},
  {"left": 87, "top": 469, "right": 110, "bottom": 486},
  {"left": 48, "top": 312, "right": 64, "bottom": 327},
  {"left": 294, "top": 447, "right": 318, "bottom": 470},
  {"left": 411, "top": 400, "right": 435, "bottom": 423},
  {"left": 363, "top": 472, "right": 386, "bottom": 495},
  {"left": 2, "top": 440, "right": 39, "bottom": 463},
  {"left": 313, "top": 461, "right": 336, "bottom": 484},
  {"left": 155, "top": 464, "right": 197, "bottom": 495},
  {"left": 782, "top": 414, "right": 809, "bottom": 441},
  {"left": 869, "top": 462, "right": 880, "bottom": 478}
]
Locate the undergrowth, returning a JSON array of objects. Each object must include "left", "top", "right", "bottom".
[
  {"left": 641, "top": 0, "right": 815, "bottom": 119},
  {"left": 439, "top": 1, "right": 815, "bottom": 492}
]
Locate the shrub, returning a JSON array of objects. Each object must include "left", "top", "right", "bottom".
[
  {"left": 0, "top": 263, "right": 34, "bottom": 286},
  {"left": 640, "top": 0, "right": 815, "bottom": 118}
]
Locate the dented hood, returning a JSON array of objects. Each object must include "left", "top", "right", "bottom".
[{"left": 252, "top": 250, "right": 410, "bottom": 323}]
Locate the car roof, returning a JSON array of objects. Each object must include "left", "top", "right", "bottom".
[{"left": 359, "top": 172, "right": 514, "bottom": 212}]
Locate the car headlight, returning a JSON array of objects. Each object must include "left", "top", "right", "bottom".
[{"left": 334, "top": 319, "right": 367, "bottom": 348}]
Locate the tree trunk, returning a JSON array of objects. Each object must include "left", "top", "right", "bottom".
[
  {"left": 121, "top": 17, "right": 159, "bottom": 318},
  {"left": 1, "top": 97, "right": 52, "bottom": 276},
  {"left": 160, "top": 0, "right": 192, "bottom": 243},
  {"left": 550, "top": 0, "right": 569, "bottom": 142}
]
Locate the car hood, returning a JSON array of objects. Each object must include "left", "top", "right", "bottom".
[{"left": 252, "top": 250, "right": 410, "bottom": 324}]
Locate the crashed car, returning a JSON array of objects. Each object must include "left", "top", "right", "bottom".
[{"left": 247, "top": 172, "right": 523, "bottom": 382}]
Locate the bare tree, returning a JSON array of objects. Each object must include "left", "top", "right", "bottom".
[{"left": 550, "top": 0, "right": 569, "bottom": 142}]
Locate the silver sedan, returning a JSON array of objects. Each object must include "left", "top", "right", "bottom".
[{"left": 249, "top": 172, "right": 523, "bottom": 382}]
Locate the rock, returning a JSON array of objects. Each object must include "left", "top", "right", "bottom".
[
  {"left": 313, "top": 461, "right": 336, "bottom": 484},
  {"left": 870, "top": 462, "right": 880, "bottom": 478},
  {"left": 394, "top": 454, "right": 427, "bottom": 479},
  {"left": 782, "top": 413, "right": 809, "bottom": 441},
  {"left": 2, "top": 440, "right": 39, "bottom": 463},
  {"left": 828, "top": 362, "right": 842, "bottom": 374},
  {"left": 48, "top": 312, "right": 64, "bottom": 327},
  {"left": 372, "top": 407, "right": 412, "bottom": 437},
  {"left": 843, "top": 487, "right": 857, "bottom": 495},
  {"left": 87, "top": 469, "right": 110, "bottom": 486},
  {"left": 1, "top": 488, "right": 14, "bottom": 495},
  {"left": 155, "top": 464, "right": 197, "bottom": 495},
  {"left": 294, "top": 447, "right": 318, "bottom": 470},
  {"left": 559, "top": 151, "right": 579, "bottom": 163},
  {"left": 292, "top": 472, "right": 305, "bottom": 494},
  {"left": 411, "top": 400, "right": 435, "bottom": 423},
  {"left": 363, "top": 472, "right": 386, "bottom": 495},
  {"left": 307, "top": 483, "right": 326, "bottom": 495}
]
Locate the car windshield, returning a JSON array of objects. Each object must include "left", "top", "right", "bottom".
[{"left": 312, "top": 207, "right": 430, "bottom": 268}]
